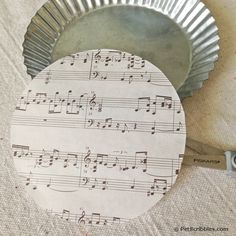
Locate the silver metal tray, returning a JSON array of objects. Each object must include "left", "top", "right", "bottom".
[{"left": 23, "top": 0, "right": 219, "bottom": 98}]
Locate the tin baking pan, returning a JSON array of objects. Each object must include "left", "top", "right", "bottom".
[{"left": 23, "top": 0, "right": 220, "bottom": 98}]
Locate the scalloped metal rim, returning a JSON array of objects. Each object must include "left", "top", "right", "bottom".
[{"left": 22, "top": 0, "right": 220, "bottom": 98}]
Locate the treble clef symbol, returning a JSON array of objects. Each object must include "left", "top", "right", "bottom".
[
  {"left": 84, "top": 149, "right": 91, "bottom": 167},
  {"left": 89, "top": 93, "right": 96, "bottom": 110},
  {"left": 78, "top": 210, "right": 86, "bottom": 225},
  {"left": 94, "top": 49, "right": 101, "bottom": 62}
]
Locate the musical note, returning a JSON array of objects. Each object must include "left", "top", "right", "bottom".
[
  {"left": 61, "top": 209, "right": 70, "bottom": 221},
  {"left": 112, "top": 217, "right": 121, "bottom": 224},
  {"left": 135, "top": 152, "right": 148, "bottom": 173},
  {"left": 130, "top": 179, "right": 135, "bottom": 189},
  {"left": 103, "top": 219, "right": 108, "bottom": 225},
  {"left": 66, "top": 90, "right": 85, "bottom": 115},
  {"left": 63, "top": 156, "right": 69, "bottom": 168},
  {"left": 94, "top": 153, "right": 108, "bottom": 171},
  {"left": 69, "top": 153, "right": 79, "bottom": 167},
  {"left": 60, "top": 58, "right": 66, "bottom": 65},
  {"left": 147, "top": 179, "right": 167, "bottom": 196},
  {"left": 25, "top": 172, "right": 32, "bottom": 186},
  {"left": 34, "top": 93, "right": 47, "bottom": 104},
  {"left": 102, "top": 118, "right": 113, "bottom": 129},
  {"left": 83, "top": 53, "right": 90, "bottom": 64},
  {"left": 102, "top": 180, "right": 108, "bottom": 190},
  {"left": 152, "top": 96, "right": 173, "bottom": 116},
  {"left": 24, "top": 172, "right": 38, "bottom": 190},
  {"left": 16, "top": 90, "right": 31, "bottom": 111},
  {"left": 70, "top": 55, "right": 75, "bottom": 66},
  {"left": 46, "top": 178, "right": 52, "bottom": 188},
  {"left": 12, "top": 144, "right": 30, "bottom": 158},
  {"left": 60, "top": 55, "right": 77, "bottom": 66},
  {"left": 88, "top": 213, "right": 101, "bottom": 225},
  {"left": 176, "top": 104, "right": 182, "bottom": 114},
  {"left": 135, "top": 97, "right": 151, "bottom": 113},
  {"left": 48, "top": 92, "right": 64, "bottom": 114},
  {"left": 45, "top": 71, "right": 52, "bottom": 84},
  {"left": 90, "top": 178, "right": 98, "bottom": 190},
  {"left": 176, "top": 122, "right": 183, "bottom": 132},
  {"left": 128, "top": 55, "right": 145, "bottom": 69},
  {"left": 162, "top": 96, "right": 172, "bottom": 109},
  {"left": 37, "top": 149, "right": 54, "bottom": 167}
]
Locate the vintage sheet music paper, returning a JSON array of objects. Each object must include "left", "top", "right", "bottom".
[{"left": 11, "top": 49, "right": 186, "bottom": 226}]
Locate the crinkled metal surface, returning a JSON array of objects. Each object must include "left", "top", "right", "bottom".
[{"left": 22, "top": 0, "right": 219, "bottom": 98}]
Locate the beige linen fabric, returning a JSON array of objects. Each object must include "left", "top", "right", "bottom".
[{"left": 0, "top": 0, "right": 235, "bottom": 235}]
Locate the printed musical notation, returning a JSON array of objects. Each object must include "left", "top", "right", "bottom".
[
  {"left": 37, "top": 70, "right": 171, "bottom": 86},
  {"left": 50, "top": 209, "right": 129, "bottom": 226},
  {"left": 12, "top": 116, "right": 185, "bottom": 135},
  {"left": 19, "top": 172, "right": 169, "bottom": 196},
  {"left": 16, "top": 91, "right": 181, "bottom": 114},
  {"left": 11, "top": 49, "right": 186, "bottom": 226},
  {"left": 12, "top": 145, "right": 182, "bottom": 176},
  {"left": 36, "top": 50, "right": 170, "bottom": 86}
]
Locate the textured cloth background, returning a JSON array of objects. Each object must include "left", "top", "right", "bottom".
[{"left": 0, "top": 0, "right": 236, "bottom": 235}]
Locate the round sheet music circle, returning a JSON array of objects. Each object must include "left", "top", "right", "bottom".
[{"left": 11, "top": 49, "right": 186, "bottom": 226}]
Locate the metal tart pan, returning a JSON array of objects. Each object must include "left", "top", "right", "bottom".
[{"left": 23, "top": 0, "right": 220, "bottom": 98}]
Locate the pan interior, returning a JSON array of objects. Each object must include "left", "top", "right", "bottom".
[{"left": 52, "top": 5, "right": 191, "bottom": 90}]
